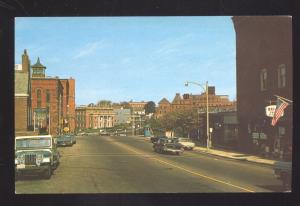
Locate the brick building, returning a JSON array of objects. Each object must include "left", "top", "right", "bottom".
[
  {"left": 31, "top": 58, "right": 76, "bottom": 135},
  {"left": 128, "top": 101, "right": 147, "bottom": 115},
  {"left": 155, "top": 87, "right": 236, "bottom": 118},
  {"left": 60, "top": 79, "right": 76, "bottom": 133},
  {"left": 14, "top": 49, "right": 34, "bottom": 135},
  {"left": 232, "top": 16, "right": 292, "bottom": 155},
  {"left": 76, "top": 105, "right": 116, "bottom": 130}
]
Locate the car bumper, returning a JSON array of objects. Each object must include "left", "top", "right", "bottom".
[
  {"left": 164, "top": 148, "right": 183, "bottom": 154},
  {"left": 15, "top": 164, "right": 50, "bottom": 174},
  {"left": 57, "top": 142, "right": 72, "bottom": 146}
]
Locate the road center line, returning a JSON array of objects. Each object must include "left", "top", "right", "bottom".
[{"left": 111, "top": 138, "right": 255, "bottom": 193}]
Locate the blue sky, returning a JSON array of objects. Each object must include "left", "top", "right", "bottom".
[{"left": 15, "top": 17, "right": 236, "bottom": 106}]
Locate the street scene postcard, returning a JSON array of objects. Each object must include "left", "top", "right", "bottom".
[{"left": 14, "top": 16, "right": 292, "bottom": 193}]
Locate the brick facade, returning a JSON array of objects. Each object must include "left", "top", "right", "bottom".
[
  {"left": 60, "top": 78, "right": 76, "bottom": 133},
  {"left": 31, "top": 78, "right": 64, "bottom": 135},
  {"left": 76, "top": 106, "right": 116, "bottom": 130},
  {"left": 15, "top": 97, "right": 28, "bottom": 131},
  {"left": 232, "top": 16, "right": 292, "bottom": 153},
  {"left": 15, "top": 49, "right": 32, "bottom": 134},
  {"left": 155, "top": 90, "right": 236, "bottom": 119}
]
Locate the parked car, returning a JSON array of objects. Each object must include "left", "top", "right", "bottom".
[
  {"left": 69, "top": 135, "right": 76, "bottom": 144},
  {"left": 150, "top": 135, "right": 167, "bottom": 143},
  {"left": 273, "top": 161, "right": 292, "bottom": 188},
  {"left": 56, "top": 135, "right": 73, "bottom": 146},
  {"left": 99, "top": 131, "right": 109, "bottom": 136},
  {"left": 15, "top": 135, "right": 60, "bottom": 179},
  {"left": 153, "top": 137, "right": 184, "bottom": 155},
  {"left": 175, "top": 137, "right": 195, "bottom": 150}
]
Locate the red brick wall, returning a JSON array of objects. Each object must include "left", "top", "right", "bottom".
[
  {"left": 67, "top": 79, "right": 75, "bottom": 132},
  {"left": 60, "top": 78, "right": 76, "bottom": 133},
  {"left": 233, "top": 16, "right": 292, "bottom": 151},
  {"left": 31, "top": 78, "right": 63, "bottom": 135},
  {"left": 15, "top": 97, "right": 28, "bottom": 131}
]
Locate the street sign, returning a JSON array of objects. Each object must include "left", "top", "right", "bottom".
[{"left": 265, "top": 105, "right": 284, "bottom": 117}]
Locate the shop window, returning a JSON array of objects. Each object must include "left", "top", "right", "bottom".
[
  {"left": 260, "top": 69, "right": 267, "bottom": 91},
  {"left": 278, "top": 64, "right": 286, "bottom": 88}
]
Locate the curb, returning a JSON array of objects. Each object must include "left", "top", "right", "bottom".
[{"left": 138, "top": 136, "right": 277, "bottom": 166}]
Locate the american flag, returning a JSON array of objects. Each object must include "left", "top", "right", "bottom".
[{"left": 271, "top": 98, "right": 289, "bottom": 126}]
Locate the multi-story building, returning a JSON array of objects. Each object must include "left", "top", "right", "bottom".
[
  {"left": 128, "top": 101, "right": 148, "bottom": 132},
  {"left": 128, "top": 101, "right": 147, "bottom": 115},
  {"left": 60, "top": 78, "right": 76, "bottom": 133},
  {"left": 31, "top": 58, "right": 64, "bottom": 135},
  {"left": 232, "top": 16, "right": 292, "bottom": 155},
  {"left": 75, "top": 105, "right": 116, "bottom": 130},
  {"left": 155, "top": 87, "right": 236, "bottom": 119},
  {"left": 114, "top": 108, "right": 131, "bottom": 125},
  {"left": 30, "top": 57, "right": 76, "bottom": 135},
  {"left": 14, "top": 49, "right": 35, "bottom": 135}
]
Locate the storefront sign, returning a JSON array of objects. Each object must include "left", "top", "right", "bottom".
[{"left": 265, "top": 105, "right": 284, "bottom": 117}]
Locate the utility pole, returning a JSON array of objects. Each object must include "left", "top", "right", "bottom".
[{"left": 185, "top": 80, "right": 210, "bottom": 150}]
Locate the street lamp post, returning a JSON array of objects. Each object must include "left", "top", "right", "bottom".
[{"left": 185, "top": 81, "right": 210, "bottom": 149}]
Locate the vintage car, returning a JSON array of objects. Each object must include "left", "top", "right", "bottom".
[
  {"left": 153, "top": 137, "right": 184, "bottom": 155},
  {"left": 70, "top": 135, "right": 76, "bottom": 144},
  {"left": 174, "top": 137, "right": 195, "bottom": 150},
  {"left": 56, "top": 135, "right": 73, "bottom": 146},
  {"left": 150, "top": 135, "right": 167, "bottom": 143},
  {"left": 15, "top": 135, "right": 60, "bottom": 179}
]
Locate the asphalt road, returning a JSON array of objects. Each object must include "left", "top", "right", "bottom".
[{"left": 15, "top": 135, "right": 285, "bottom": 193}]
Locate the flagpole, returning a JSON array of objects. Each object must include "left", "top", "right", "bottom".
[{"left": 274, "top": 95, "right": 293, "bottom": 103}]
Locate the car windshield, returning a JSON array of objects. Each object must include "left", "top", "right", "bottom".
[
  {"left": 164, "top": 138, "right": 178, "bottom": 143},
  {"left": 16, "top": 138, "right": 51, "bottom": 149}
]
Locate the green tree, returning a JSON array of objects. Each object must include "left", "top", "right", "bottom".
[
  {"left": 119, "top": 101, "right": 131, "bottom": 109},
  {"left": 97, "top": 100, "right": 112, "bottom": 107},
  {"left": 158, "top": 109, "right": 199, "bottom": 137},
  {"left": 144, "top": 101, "right": 156, "bottom": 114}
]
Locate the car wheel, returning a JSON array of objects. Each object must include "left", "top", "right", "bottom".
[{"left": 44, "top": 166, "right": 52, "bottom": 179}]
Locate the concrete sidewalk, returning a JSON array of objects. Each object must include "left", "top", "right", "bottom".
[
  {"left": 139, "top": 135, "right": 283, "bottom": 166},
  {"left": 193, "top": 146, "right": 278, "bottom": 166}
]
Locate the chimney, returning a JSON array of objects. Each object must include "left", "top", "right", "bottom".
[{"left": 22, "top": 49, "right": 29, "bottom": 73}]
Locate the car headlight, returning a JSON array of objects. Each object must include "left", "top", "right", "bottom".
[
  {"left": 37, "top": 153, "right": 43, "bottom": 161},
  {"left": 36, "top": 153, "right": 43, "bottom": 165},
  {"left": 16, "top": 154, "right": 25, "bottom": 164},
  {"left": 42, "top": 157, "right": 50, "bottom": 163}
]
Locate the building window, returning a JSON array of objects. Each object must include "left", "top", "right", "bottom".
[
  {"left": 278, "top": 64, "right": 286, "bottom": 88},
  {"left": 260, "top": 69, "right": 267, "bottom": 91},
  {"left": 37, "top": 89, "right": 42, "bottom": 108},
  {"left": 46, "top": 89, "right": 50, "bottom": 103}
]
